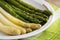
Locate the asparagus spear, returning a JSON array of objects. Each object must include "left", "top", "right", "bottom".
[
  {"left": 0, "top": 22, "right": 21, "bottom": 35},
  {"left": 34, "top": 12, "right": 48, "bottom": 18},
  {"left": 0, "top": 0, "right": 29, "bottom": 23},
  {"left": 43, "top": 10, "right": 52, "bottom": 17}
]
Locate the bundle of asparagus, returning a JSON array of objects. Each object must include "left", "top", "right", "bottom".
[{"left": 0, "top": 0, "right": 52, "bottom": 36}]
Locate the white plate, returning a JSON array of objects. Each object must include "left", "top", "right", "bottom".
[{"left": 0, "top": 0, "right": 54, "bottom": 39}]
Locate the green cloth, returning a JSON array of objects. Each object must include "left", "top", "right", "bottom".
[{"left": 35, "top": 19, "right": 60, "bottom": 40}]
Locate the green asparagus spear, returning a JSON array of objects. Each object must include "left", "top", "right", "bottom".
[
  {"left": 0, "top": 0, "right": 29, "bottom": 22},
  {"left": 43, "top": 10, "right": 52, "bottom": 17}
]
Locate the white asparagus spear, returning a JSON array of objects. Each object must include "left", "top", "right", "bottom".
[
  {"left": 0, "top": 22, "right": 21, "bottom": 35},
  {"left": 0, "top": 13, "right": 26, "bottom": 34}
]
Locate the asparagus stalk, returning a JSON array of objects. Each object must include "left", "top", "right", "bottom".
[
  {"left": 0, "top": 0, "right": 29, "bottom": 22},
  {"left": 0, "top": 22, "right": 21, "bottom": 35},
  {"left": 34, "top": 12, "right": 48, "bottom": 18},
  {"left": 43, "top": 10, "right": 52, "bottom": 17}
]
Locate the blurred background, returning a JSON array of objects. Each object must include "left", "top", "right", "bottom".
[{"left": 46, "top": 0, "right": 60, "bottom": 7}]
